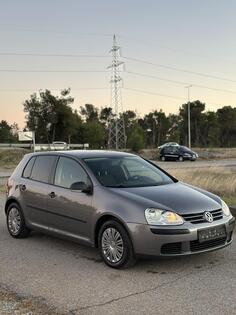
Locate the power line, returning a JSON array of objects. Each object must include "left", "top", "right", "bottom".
[
  {"left": 118, "top": 34, "right": 236, "bottom": 66},
  {"left": 124, "top": 87, "right": 184, "bottom": 100},
  {"left": 1, "top": 52, "right": 236, "bottom": 85},
  {"left": 0, "top": 52, "right": 109, "bottom": 58},
  {"left": 125, "top": 71, "right": 236, "bottom": 95},
  {"left": 123, "top": 87, "right": 223, "bottom": 106},
  {"left": 0, "top": 87, "right": 109, "bottom": 92},
  {"left": 1, "top": 28, "right": 234, "bottom": 66},
  {"left": 0, "top": 69, "right": 109, "bottom": 73},
  {"left": 0, "top": 28, "right": 113, "bottom": 37},
  {"left": 123, "top": 56, "right": 236, "bottom": 84}
]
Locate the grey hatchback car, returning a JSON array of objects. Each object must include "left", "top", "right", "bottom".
[{"left": 5, "top": 150, "right": 235, "bottom": 268}]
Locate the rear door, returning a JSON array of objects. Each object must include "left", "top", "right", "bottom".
[
  {"left": 163, "top": 146, "right": 175, "bottom": 159},
  {"left": 46, "top": 156, "right": 94, "bottom": 242},
  {"left": 19, "top": 155, "right": 57, "bottom": 229}
]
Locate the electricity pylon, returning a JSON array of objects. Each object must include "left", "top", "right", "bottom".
[{"left": 107, "top": 35, "right": 126, "bottom": 149}]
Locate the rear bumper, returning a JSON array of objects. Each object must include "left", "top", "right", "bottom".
[{"left": 127, "top": 216, "right": 235, "bottom": 257}]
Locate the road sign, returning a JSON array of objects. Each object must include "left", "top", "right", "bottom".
[
  {"left": 18, "top": 131, "right": 34, "bottom": 141},
  {"left": 18, "top": 131, "right": 35, "bottom": 152}
]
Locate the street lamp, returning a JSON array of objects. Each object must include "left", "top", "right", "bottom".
[{"left": 185, "top": 85, "right": 192, "bottom": 149}]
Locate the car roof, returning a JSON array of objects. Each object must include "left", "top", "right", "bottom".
[{"left": 25, "top": 150, "right": 136, "bottom": 159}]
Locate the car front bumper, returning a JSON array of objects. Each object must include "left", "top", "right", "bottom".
[{"left": 127, "top": 216, "right": 235, "bottom": 257}]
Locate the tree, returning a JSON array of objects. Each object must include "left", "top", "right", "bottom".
[
  {"left": 201, "top": 111, "right": 219, "bottom": 147},
  {"left": 23, "top": 89, "right": 77, "bottom": 143},
  {"left": 166, "top": 114, "right": 180, "bottom": 143},
  {"left": 100, "top": 107, "right": 113, "bottom": 125},
  {"left": 80, "top": 104, "right": 99, "bottom": 122},
  {"left": 217, "top": 106, "right": 236, "bottom": 147},
  {"left": 142, "top": 110, "right": 169, "bottom": 147},
  {"left": 0, "top": 120, "right": 18, "bottom": 143},
  {"left": 127, "top": 124, "right": 145, "bottom": 152},
  {"left": 179, "top": 100, "right": 205, "bottom": 146},
  {"left": 83, "top": 121, "right": 105, "bottom": 149}
]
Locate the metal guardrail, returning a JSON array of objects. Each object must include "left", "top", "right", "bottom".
[{"left": 0, "top": 143, "right": 89, "bottom": 150}]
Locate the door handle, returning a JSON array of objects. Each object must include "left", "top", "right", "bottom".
[
  {"left": 20, "top": 184, "right": 26, "bottom": 192},
  {"left": 49, "top": 191, "right": 56, "bottom": 198}
]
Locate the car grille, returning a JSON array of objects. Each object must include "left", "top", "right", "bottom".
[
  {"left": 161, "top": 242, "right": 182, "bottom": 255},
  {"left": 182, "top": 209, "right": 223, "bottom": 224},
  {"left": 190, "top": 237, "right": 226, "bottom": 252},
  {"left": 161, "top": 237, "right": 228, "bottom": 255}
]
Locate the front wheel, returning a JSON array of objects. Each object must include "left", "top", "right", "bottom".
[
  {"left": 98, "top": 220, "right": 136, "bottom": 269},
  {"left": 6, "top": 203, "right": 30, "bottom": 238},
  {"left": 178, "top": 156, "right": 184, "bottom": 162}
]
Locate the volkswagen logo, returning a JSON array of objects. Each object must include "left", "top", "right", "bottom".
[{"left": 204, "top": 211, "right": 213, "bottom": 223}]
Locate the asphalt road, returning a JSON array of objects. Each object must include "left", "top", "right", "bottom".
[{"left": 0, "top": 195, "right": 236, "bottom": 315}]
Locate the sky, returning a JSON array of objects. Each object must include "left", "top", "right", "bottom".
[{"left": 1, "top": 0, "right": 236, "bottom": 128}]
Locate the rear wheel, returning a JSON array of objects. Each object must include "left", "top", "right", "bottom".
[
  {"left": 98, "top": 220, "right": 136, "bottom": 269},
  {"left": 161, "top": 156, "right": 165, "bottom": 161},
  {"left": 6, "top": 203, "right": 30, "bottom": 238}
]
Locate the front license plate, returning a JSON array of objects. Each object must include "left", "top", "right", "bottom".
[{"left": 198, "top": 225, "right": 226, "bottom": 243}]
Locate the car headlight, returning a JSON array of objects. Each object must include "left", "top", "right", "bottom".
[
  {"left": 145, "top": 208, "right": 184, "bottom": 225},
  {"left": 221, "top": 199, "right": 231, "bottom": 216}
]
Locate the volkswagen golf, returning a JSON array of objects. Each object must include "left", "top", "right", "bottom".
[{"left": 5, "top": 150, "right": 235, "bottom": 268}]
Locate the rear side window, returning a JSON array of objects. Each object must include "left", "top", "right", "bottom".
[
  {"left": 22, "top": 157, "right": 36, "bottom": 178},
  {"left": 31, "top": 156, "right": 56, "bottom": 183}
]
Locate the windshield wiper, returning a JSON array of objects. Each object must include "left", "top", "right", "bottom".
[{"left": 105, "top": 184, "right": 127, "bottom": 188}]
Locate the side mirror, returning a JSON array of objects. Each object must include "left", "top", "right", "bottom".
[{"left": 70, "top": 181, "right": 93, "bottom": 194}]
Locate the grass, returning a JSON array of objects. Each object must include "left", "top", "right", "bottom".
[
  {"left": 0, "top": 148, "right": 29, "bottom": 170},
  {"left": 193, "top": 147, "right": 236, "bottom": 160},
  {"left": 0, "top": 185, "right": 6, "bottom": 193},
  {"left": 0, "top": 287, "right": 63, "bottom": 315},
  {"left": 168, "top": 167, "right": 236, "bottom": 206}
]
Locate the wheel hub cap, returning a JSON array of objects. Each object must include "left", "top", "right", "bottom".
[
  {"left": 102, "top": 227, "right": 124, "bottom": 263},
  {"left": 8, "top": 207, "right": 21, "bottom": 235}
]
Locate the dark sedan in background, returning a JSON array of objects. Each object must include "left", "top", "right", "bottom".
[
  {"left": 159, "top": 145, "right": 198, "bottom": 161},
  {"left": 5, "top": 150, "right": 234, "bottom": 268}
]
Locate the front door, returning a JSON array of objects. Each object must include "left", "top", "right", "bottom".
[{"left": 46, "top": 156, "right": 94, "bottom": 243}]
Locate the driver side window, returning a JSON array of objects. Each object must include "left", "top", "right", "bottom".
[{"left": 54, "top": 157, "right": 89, "bottom": 189}]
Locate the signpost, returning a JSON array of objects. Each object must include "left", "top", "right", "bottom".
[{"left": 18, "top": 131, "right": 35, "bottom": 152}]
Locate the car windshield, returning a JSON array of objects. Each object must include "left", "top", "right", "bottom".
[{"left": 83, "top": 156, "right": 175, "bottom": 188}]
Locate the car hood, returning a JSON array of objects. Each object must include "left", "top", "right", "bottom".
[{"left": 110, "top": 182, "right": 221, "bottom": 214}]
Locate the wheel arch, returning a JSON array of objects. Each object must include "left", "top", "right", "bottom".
[
  {"left": 94, "top": 213, "right": 132, "bottom": 248},
  {"left": 5, "top": 198, "right": 21, "bottom": 215}
]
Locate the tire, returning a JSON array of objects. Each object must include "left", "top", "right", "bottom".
[
  {"left": 6, "top": 202, "right": 30, "bottom": 238},
  {"left": 161, "top": 156, "right": 165, "bottom": 161},
  {"left": 98, "top": 220, "right": 136, "bottom": 269},
  {"left": 178, "top": 156, "right": 184, "bottom": 162}
]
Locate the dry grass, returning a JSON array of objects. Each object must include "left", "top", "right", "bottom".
[
  {"left": 194, "top": 147, "right": 236, "bottom": 160},
  {"left": 0, "top": 185, "right": 6, "bottom": 193},
  {"left": 0, "top": 287, "right": 63, "bottom": 315},
  {"left": 168, "top": 167, "right": 236, "bottom": 205},
  {"left": 0, "top": 148, "right": 29, "bottom": 169}
]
